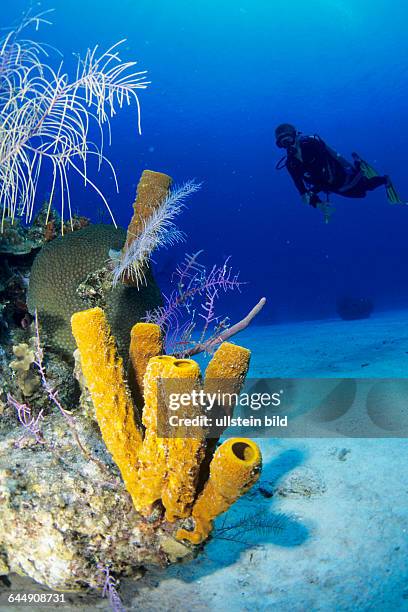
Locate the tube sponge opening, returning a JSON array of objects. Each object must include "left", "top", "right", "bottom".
[{"left": 231, "top": 440, "right": 259, "bottom": 463}]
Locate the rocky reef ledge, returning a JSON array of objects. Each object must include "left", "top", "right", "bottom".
[{"left": 0, "top": 408, "right": 194, "bottom": 591}]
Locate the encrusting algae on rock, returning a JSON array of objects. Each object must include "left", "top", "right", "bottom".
[{"left": 70, "top": 307, "right": 262, "bottom": 545}]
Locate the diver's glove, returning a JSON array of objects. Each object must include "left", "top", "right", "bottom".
[
  {"left": 317, "top": 201, "right": 334, "bottom": 224},
  {"left": 302, "top": 191, "right": 322, "bottom": 208}
]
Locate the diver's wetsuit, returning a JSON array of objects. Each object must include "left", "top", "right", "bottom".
[{"left": 286, "top": 135, "right": 387, "bottom": 204}]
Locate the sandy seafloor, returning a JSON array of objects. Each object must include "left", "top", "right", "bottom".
[{"left": 2, "top": 310, "right": 408, "bottom": 612}]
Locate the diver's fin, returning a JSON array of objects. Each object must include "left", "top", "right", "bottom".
[
  {"left": 354, "top": 153, "right": 405, "bottom": 204},
  {"left": 352, "top": 153, "right": 380, "bottom": 179},
  {"left": 360, "top": 160, "right": 379, "bottom": 179},
  {"left": 386, "top": 178, "right": 404, "bottom": 204}
]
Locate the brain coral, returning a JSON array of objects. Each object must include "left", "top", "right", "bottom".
[{"left": 27, "top": 224, "right": 162, "bottom": 361}]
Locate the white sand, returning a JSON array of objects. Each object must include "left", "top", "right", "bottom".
[{"left": 241, "top": 310, "right": 408, "bottom": 378}]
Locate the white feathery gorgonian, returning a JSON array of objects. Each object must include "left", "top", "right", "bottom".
[
  {"left": 0, "top": 9, "right": 149, "bottom": 232},
  {"left": 110, "top": 180, "right": 201, "bottom": 288}
]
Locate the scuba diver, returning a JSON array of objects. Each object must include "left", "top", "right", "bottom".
[{"left": 275, "top": 123, "right": 404, "bottom": 222}]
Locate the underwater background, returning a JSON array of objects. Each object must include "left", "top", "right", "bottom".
[
  {"left": 2, "top": 3, "right": 408, "bottom": 610},
  {"left": 6, "top": 0, "right": 408, "bottom": 326}
]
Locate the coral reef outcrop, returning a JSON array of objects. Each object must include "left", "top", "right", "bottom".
[
  {"left": 27, "top": 225, "right": 162, "bottom": 361},
  {"left": 0, "top": 204, "right": 89, "bottom": 256},
  {"left": 336, "top": 296, "right": 374, "bottom": 321},
  {"left": 0, "top": 304, "right": 261, "bottom": 591},
  {"left": 0, "top": 166, "right": 262, "bottom": 594},
  {"left": 0, "top": 410, "right": 194, "bottom": 591}
]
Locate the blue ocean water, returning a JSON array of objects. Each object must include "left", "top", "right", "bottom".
[
  {"left": 3, "top": 5, "right": 408, "bottom": 608},
  {"left": 5, "top": 0, "right": 408, "bottom": 324}
]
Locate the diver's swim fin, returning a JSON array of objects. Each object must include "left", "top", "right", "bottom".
[
  {"left": 352, "top": 152, "right": 379, "bottom": 179},
  {"left": 359, "top": 159, "right": 379, "bottom": 179},
  {"left": 352, "top": 152, "right": 406, "bottom": 204},
  {"left": 385, "top": 177, "right": 404, "bottom": 204}
]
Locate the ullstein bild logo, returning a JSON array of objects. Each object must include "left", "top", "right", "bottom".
[{"left": 156, "top": 377, "right": 408, "bottom": 438}]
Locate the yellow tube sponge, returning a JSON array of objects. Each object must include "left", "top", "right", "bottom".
[
  {"left": 123, "top": 170, "right": 172, "bottom": 286},
  {"left": 125, "top": 170, "right": 172, "bottom": 249},
  {"left": 71, "top": 307, "right": 143, "bottom": 502},
  {"left": 176, "top": 438, "right": 262, "bottom": 544},
  {"left": 199, "top": 341, "right": 252, "bottom": 489},
  {"left": 204, "top": 341, "right": 251, "bottom": 383},
  {"left": 132, "top": 355, "right": 176, "bottom": 515},
  {"left": 160, "top": 359, "right": 204, "bottom": 522},
  {"left": 128, "top": 322, "right": 163, "bottom": 410}
]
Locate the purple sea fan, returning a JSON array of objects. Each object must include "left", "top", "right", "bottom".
[
  {"left": 0, "top": 9, "right": 149, "bottom": 230},
  {"left": 145, "top": 251, "right": 245, "bottom": 355},
  {"left": 7, "top": 393, "right": 45, "bottom": 445},
  {"left": 110, "top": 180, "right": 201, "bottom": 288},
  {"left": 99, "top": 565, "right": 126, "bottom": 612}
]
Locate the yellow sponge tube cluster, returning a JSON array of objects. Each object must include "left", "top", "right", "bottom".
[
  {"left": 132, "top": 355, "right": 205, "bottom": 519},
  {"left": 71, "top": 309, "right": 262, "bottom": 544}
]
